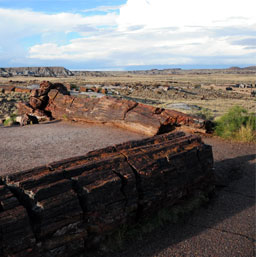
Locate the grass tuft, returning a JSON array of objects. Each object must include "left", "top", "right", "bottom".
[
  {"left": 193, "top": 107, "right": 214, "bottom": 121},
  {"left": 214, "top": 106, "right": 256, "bottom": 142},
  {"left": 236, "top": 125, "right": 255, "bottom": 142},
  {"left": 3, "top": 114, "right": 17, "bottom": 126}
]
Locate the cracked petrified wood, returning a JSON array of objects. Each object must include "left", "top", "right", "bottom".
[
  {"left": 45, "top": 91, "right": 211, "bottom": 135},
  {"left": 0, "top": 131, "right": 214, "bottom": 257},
  {"left": 17, "top": 81, "right": 212, "bottom": 135}
]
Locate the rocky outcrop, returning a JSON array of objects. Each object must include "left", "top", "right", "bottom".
[
  {"left": 0, "top": 131, "right": 214, "bottom": 256},
  {"left": 0, "top": 67, "right": 73, "bottom": 77}
]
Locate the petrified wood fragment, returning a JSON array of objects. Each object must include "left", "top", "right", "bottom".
[
  {"left": 0, "top": 131, "right": 214, "bottom": 256},
  {"left": 17, "top": 81, "right": 70, "bottom": 122}
]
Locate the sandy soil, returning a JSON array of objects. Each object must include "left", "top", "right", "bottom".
[{"left": 0, "top": 121, "right": 145, "bottom": 175}]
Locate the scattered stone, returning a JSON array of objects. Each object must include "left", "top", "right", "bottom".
[{"left": 20, "top": 114, "right": 39, "bottom": 126}]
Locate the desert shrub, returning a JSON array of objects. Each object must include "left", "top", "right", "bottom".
[
  {"left": 62, "top": 114, "right": 68, "bottom": 120},
  {"left": 215, "top": 106, "right": 256, "bottom": 142},
  {"left": 70, "top": 84, "right": 79, "bottom": 91},
  {"left": 194, "top": 84, "right": 201, "bottom": 89},
  {"left": 194, "top": 108, "right": 214, "bottom": 121},
  {"left": 3, "top": 114, "right": 17, "bottom": 126},
  {"left": 236, "top": 125, "right": 255, "bottom": 142}
]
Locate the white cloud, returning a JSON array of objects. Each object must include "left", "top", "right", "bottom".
[
  {"left": 0, "top": 0, "right": 256, "bottom": 68},
  {"left": 117, "top": 0, "right": 255, "bottom": 29},
  {"left": 0, "top": 8, "right": 117, "bottom": 37},
  {"left": 82, "top": 5, "right": 122, "bottom": 13}
]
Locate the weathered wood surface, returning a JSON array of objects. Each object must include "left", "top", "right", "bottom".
[
  {"left": 0, "top": 131, "right": 214, "bottom": 256},
  {"left": 17, "top": 81, "right": 212, "bottom": 135}
]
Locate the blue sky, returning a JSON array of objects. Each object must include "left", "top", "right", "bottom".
[
  {"left": 0, "top": 0, "right": 255, "bottom": 70},
  {"left": 0, "top": 0, "right": 126, "bottom": 13}
]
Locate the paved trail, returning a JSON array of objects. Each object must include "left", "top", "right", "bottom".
[{"left": 0, "top": 121, "right": 145, "bottom": 175}]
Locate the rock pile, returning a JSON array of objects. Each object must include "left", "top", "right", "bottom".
[{"left": 0, "top": 131, "right": 214, "bottom": 256}]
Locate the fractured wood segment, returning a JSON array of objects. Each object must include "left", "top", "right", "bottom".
[{"left": 0, "top": 185, "right": 36, "bottom": 256}]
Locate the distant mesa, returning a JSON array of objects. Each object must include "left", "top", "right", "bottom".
[
  {"left": 228, "top": 66, "right": 256, "bottom": 70},
  {"left": 0, "top": 66, "right": 255, "bottom": 78},
  {"left": 0, "top": 67, "right": 73, "bottom": 78}
]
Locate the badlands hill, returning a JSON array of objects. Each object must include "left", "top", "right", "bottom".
[
  {"left": 0, "top": 66, "right": 73, "bottom": 77},
  {"left": 0, "top": 66, "right": 255, "bottom": 78}
]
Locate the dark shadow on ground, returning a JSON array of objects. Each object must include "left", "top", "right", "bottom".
[{"left": 38, "top": 119, "right": 62, "bottom": 125}]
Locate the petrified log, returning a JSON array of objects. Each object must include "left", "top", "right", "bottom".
[
  {"left": 17, "top": 81, "right": 212, "bottom": 134},
  {"left": 45, "top": 92, "right": 210, "bottom": 135},
  {"left": 0, "top": 131, "right": 214, "bottom": 256}
]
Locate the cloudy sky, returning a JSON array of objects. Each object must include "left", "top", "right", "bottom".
[{"left": 0, "top": 0, "right": 255, "bottom": 70}]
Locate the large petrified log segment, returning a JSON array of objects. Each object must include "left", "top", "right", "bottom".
[
  {"left": 47, "top": 93, "right": 209, "bottom": 135},
  {"left": 0, "top": 131, "right": 214, "bottom": 256},
  {"left": 0, "top": 185, "right": 36, "bottom": 256},
  {"left": 69, "top": 154, "right": 138, "bottom": 236},
  {"left": 17, "top": 81, "right": 211, "bottom": 134},
  {"left": 120, "top": 135, "right": 214, "bottom": 215},
  {"left": 42, "top": 88, "right": 209, "bottom": 135}
]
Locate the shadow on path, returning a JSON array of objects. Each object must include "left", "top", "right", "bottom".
[{"left": 99, "top": 152, "right": 255, "bottom": 257}]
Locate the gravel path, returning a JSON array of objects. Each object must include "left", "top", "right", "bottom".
[{"left": 0, "top": 121, "right": 145, "bottom": 175}]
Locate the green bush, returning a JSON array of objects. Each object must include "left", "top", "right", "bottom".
[
  {"left": 3, "top": 114, "right": 17, "bottom": 126},
  {"left": 70, "top": 84, "right": 79, "bottom": 91},
  {"left": 215, "top": 106, "right": 256, "bottom": 141},
  {"left": 194, "top": 108, "right": 214, "bottom": 121}
]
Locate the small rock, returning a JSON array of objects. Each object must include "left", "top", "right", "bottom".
[{"left": 19, "top": 114, "right": 39, "bottom": 126}]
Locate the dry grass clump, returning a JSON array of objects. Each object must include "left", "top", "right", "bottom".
[
  {"left": 236, "top": 125, "right": 256, "bottom": 142},
  {"left": 214, "top": 106, "right": 256, "bottom": 142}
]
